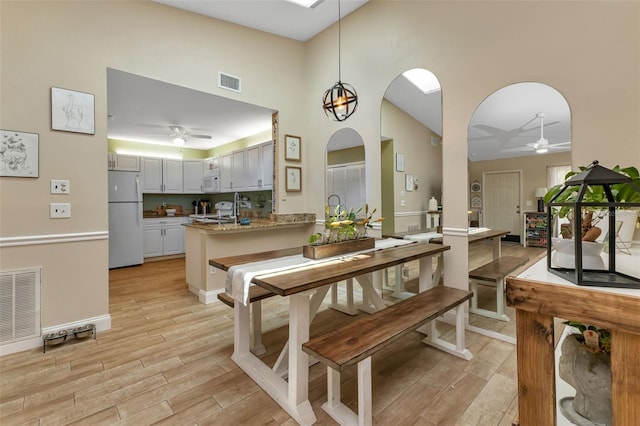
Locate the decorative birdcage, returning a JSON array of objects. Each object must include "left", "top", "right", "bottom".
[{"left": 546, "top": 161, "right": 640, "bottom": 288}]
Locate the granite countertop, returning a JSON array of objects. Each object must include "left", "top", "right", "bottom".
[{"left": 184, "top": 218, "right": 315, "bottom": 233}]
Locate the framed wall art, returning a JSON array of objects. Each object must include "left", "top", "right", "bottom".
[
  {"left": 470, "top": 181, "right": 482, "bottom": 193},
  {"left": 284, "top": 134, "right": 301, "bottom": 161},
  {"left": 51, "top": 86, "right": 95, "bottom": 135},
  {"left": 286, "top": 166, "right": 302, "bottom": 192},
  {"left": 1, "top": 130, "right": 39, "bottom": 178}
]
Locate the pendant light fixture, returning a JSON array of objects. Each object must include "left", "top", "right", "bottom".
[{"left": 322, "top": 0, "right": 357, "bottom": 121}]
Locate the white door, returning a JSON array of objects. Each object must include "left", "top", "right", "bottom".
[
  {"left": 163, "top": 226, "right": 184, "bottom": 255},
  {"left": 483, "top": 171, "right": 521, "bottom": 238},
  {"left": 143, "top": 226, "right": 163, "bottom": 258},
  {"left": 261, "top": 142, "right": 273, "bottom": 188},
  {"left": 245, "top": 146, "right": 261, "bottom": 189}
]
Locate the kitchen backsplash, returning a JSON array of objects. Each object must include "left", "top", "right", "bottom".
[{"left": 143, "top": 190, "right": 273, "bottom": 216}]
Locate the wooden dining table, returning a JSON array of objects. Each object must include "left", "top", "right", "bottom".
[
  {"left": 381, "top": 228, "right": 511, "bottom": 298},
  {"left": 209, "top": 241, "right": 465, "bottom": 426}
]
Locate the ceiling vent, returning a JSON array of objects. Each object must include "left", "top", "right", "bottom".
[{"left": 218, "top": 72, "right": 241, "bottom": 93}]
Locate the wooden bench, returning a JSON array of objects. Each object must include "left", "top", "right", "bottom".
[
  {"left": 302, "top": 285, "right": 473, "bottom": 426},
  {"left": 469, "top": 256, "right": 528, "bottom": 322},
  {"left": 217, "top": 286, "right": 275, "bottom": 355}
]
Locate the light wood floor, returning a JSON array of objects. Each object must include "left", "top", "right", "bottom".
[{"left": 0, "top": 242, "right": 544, "bottom": 425}]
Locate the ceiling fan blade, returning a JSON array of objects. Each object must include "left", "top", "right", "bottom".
[
  {"left": 189, "top": 134, "right": 212, "bottom": 139},
  {"left": 500, "top": 146, "right": 534, "bottom": 153},
  {"left": 168, "top": 125, "right": 184, "bottom": 134},
  {"left": 472, "top": 124, "right": 509, "bottom": 135}
]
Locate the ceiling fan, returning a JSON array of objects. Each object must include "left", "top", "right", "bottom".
[
  {"left": 470, "top": 113, "right": 560, "bottom": 145},
  {"left": 500, "top": 113, "right": 570, "bottom": 154},
  {"left": 168, "top": 125, "right": 212, "bottom": 146}
]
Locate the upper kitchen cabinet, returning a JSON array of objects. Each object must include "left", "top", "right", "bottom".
[
  {"left": 141, "top": 157, "right": 183, "bottom": 193},
  {"left": 203, "top": 156, "right": 219, "bottom": 174},
  {"left": 220, "top": 150, "right": 246, "bottom": 192},
  {"left": 183, "top": 159, "right": 204, "bottom": 193},
  {"left": 108, "top": 153, "right": 140, "bottom": 171},
  {"left": 246, "top": 141, "right": 273, "bottom": 190}
]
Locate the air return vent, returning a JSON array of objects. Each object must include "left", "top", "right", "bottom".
[
  {"left": 218, "top": 71, "right": 242, "bottom": 93},
  {"left": 0, "top": 268, "right": 40, "bottom": 345}
]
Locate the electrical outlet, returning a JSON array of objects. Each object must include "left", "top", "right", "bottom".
[
  {"left": 50, "top": 179, "right": 70, "bottom": 194},
  {"left": 50, "top": 203, "right": 71, "bottom": 218},
  {"left": 402, "top": 266, "right": 410, "bottom": 279}
]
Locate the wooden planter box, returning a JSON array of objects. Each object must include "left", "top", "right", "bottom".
[{"left": 303, "top": 237, "right": 375, "bottom": 260}]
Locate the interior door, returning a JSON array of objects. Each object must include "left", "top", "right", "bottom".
[{"left": 483, "top": 171, "right": 521, "bottom": 238}]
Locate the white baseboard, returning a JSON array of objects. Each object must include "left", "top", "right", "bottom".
[
  {"left": 0, "top": 314, "right": 111, "bottom": 356},
  {"left": 189, "top": 285, "right": 224, "bottom": 304}
]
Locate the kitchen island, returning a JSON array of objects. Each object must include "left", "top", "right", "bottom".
[{"left": 184, "top": 214, "right": 316, "bottom": 303}]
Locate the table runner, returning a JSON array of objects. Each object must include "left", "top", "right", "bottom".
[{"left": 225, "top": 238, "right": 414, "bottom": 304}]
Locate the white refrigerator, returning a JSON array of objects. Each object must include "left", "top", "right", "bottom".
[{"left": 108, "top": 171, "right": 144, "bottom": 268}]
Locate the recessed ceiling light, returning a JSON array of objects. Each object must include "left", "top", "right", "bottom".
[
  {"left": 403, "top": 68, "right": 441, "bottom": 94},
  {"left": 285, "top": 0, "right": 324, "bottom": 8}
]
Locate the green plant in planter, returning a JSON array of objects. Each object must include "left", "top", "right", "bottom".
[
  {"left": 308, "top": 204, "right": 384, "bottom": 244},
  {"left": 563, "top": 321, "right": 611, "bottom": 355},
  {"left": 544, "top": 164, "right": 640, "bottom": 240}
]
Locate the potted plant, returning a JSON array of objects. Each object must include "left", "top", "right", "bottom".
[
  {"left": 544, "top": 164, "right": 640, "bottom": 238},
  {"left": 544, "top": 163, "right": 640, "bottom": 271},
  {"left": 305, "top": 204, "right": 384, "bottom": 259},
  {"left": 559, "top": 321, "right": 612, "bottom": 425}
]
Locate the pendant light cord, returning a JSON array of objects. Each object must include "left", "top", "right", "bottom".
[{"left": 338, "top": 0, "right": 341, "bottom": 82}]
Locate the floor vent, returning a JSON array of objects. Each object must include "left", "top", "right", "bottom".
[
  {"left": 218, "top": 71, "right": 241, "bottom": 93},
  {"left": 0, "top": 268, "right": 41, "bottom": 345}
]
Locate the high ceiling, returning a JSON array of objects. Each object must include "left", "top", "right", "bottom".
[
  {"left": 108, "top": 2, "right": 572, "bottom": 160},
  {"left": 151, "top": 0, "right": 369, "bottom": 42}
]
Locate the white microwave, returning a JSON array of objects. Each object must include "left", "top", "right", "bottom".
[{"left": 203, "top": 171, "right": 220, "bottom": 193}]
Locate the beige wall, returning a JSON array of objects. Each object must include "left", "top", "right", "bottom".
[
  {"left": 381, "top": 99, "right": 442, "bottom": 232},
  {"left": 468, "top": 151, "right": 571, "bottom": 214},
  {"left": 1, "top": 1, "right": 638, "bottom": 335}
]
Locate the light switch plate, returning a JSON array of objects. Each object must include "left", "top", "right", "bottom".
[
  {"left": 50, "top": 203, "right": 71, "bottom": 218},
  {"left": 51, "top": 179, "right": 70, "bottom": 194}
]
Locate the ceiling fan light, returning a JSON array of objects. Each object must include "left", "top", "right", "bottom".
[
  {"left": 536, "top": 147, "right": 548, "bottom": 154},
  {"left": 173, "top": 136, "right": 186, "bottom": 146}
]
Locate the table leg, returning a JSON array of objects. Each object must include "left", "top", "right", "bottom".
[
  {"left": 492, "top": 237, "right": 502, "bottom": 260},
  {"left": 232, "top": 296, "right": 316, "bottom": 425}
]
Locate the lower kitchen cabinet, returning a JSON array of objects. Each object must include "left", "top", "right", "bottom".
[{"left": 143, "top": 217, "right": 185, "bottom": 257}]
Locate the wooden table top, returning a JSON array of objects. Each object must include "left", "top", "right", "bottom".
[
  {"left": 209, "top": 242, "right": 450, "bottom": 297},
  {"left": 383, "top": 228, "right": 510, "bottom": 245}
]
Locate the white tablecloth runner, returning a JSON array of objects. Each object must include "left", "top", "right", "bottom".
[
  {"left": 403, "top": 232, "right": 443, "bottom": 243},
  {"left": 225, "top": 238, "right": 414, "bottom": 305}
]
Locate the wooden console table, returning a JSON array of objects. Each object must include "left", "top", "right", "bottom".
[{"left": 506, "top": 259, "right": 640, "bottom": 425}]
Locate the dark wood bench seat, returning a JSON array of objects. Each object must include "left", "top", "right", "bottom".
[
  {"left": 217, "top": 286, "right": 275, "bottom": 356},
  {"left": 302, "top": 285, "right": 473, "bottom": 425},
  {"left": 217, "top": 285, "right": 275, "bottom": 307},
  {"left": 469, "top": 256, "right": 529, "bottom": 322}
]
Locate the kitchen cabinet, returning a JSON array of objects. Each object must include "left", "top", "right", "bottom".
[
  {"left": 220, "top": 150, "right": 246, "bottom": 192},
  {"left": 523, "top": 212, "right": 547, "bottom": 247},
  {"left": 203, "top": 156, "right": 219, "bottom": 174},
  {"left": 108, "top": 153, "right": 139, "bottom": 171},
  {"left": 143, "top": 217, "right": 185, "bottom": 257},
  {"left": 183, "top": 160, "right": 204, "bottom": 193},
  {"left": 141, "top": 157, "right": 183, "bottom": 193},
  {"left": 246, "top": 141, "right": 273, "bottom": 190}
]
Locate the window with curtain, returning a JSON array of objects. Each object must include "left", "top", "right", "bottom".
[{"left": 547, "top": 165, "right": 572, "bottom": 188}]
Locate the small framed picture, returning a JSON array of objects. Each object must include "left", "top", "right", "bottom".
[
  {"left": 471, "top": 196, "right": 482, "bottom": 208},
  {"left": 286, "top": 166, "right": 302, "bottom": 192},
  {"left": 1, "top": 130, "right": 39, "bottom": 178},
  {"left": 405, "top": 174, "right": 414, "bottom": 191},
  {"left": 396, "top": 153, "right": 405, "bottom": 172},
  {"left": 51, "top": 86, "right": 95, "bottom": 135},
  {"left": 470, "top": 181, "right": 482, "bottom": 193},
  {"left": 284, "top": 134, "right": 301, "bottom": 161}
]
